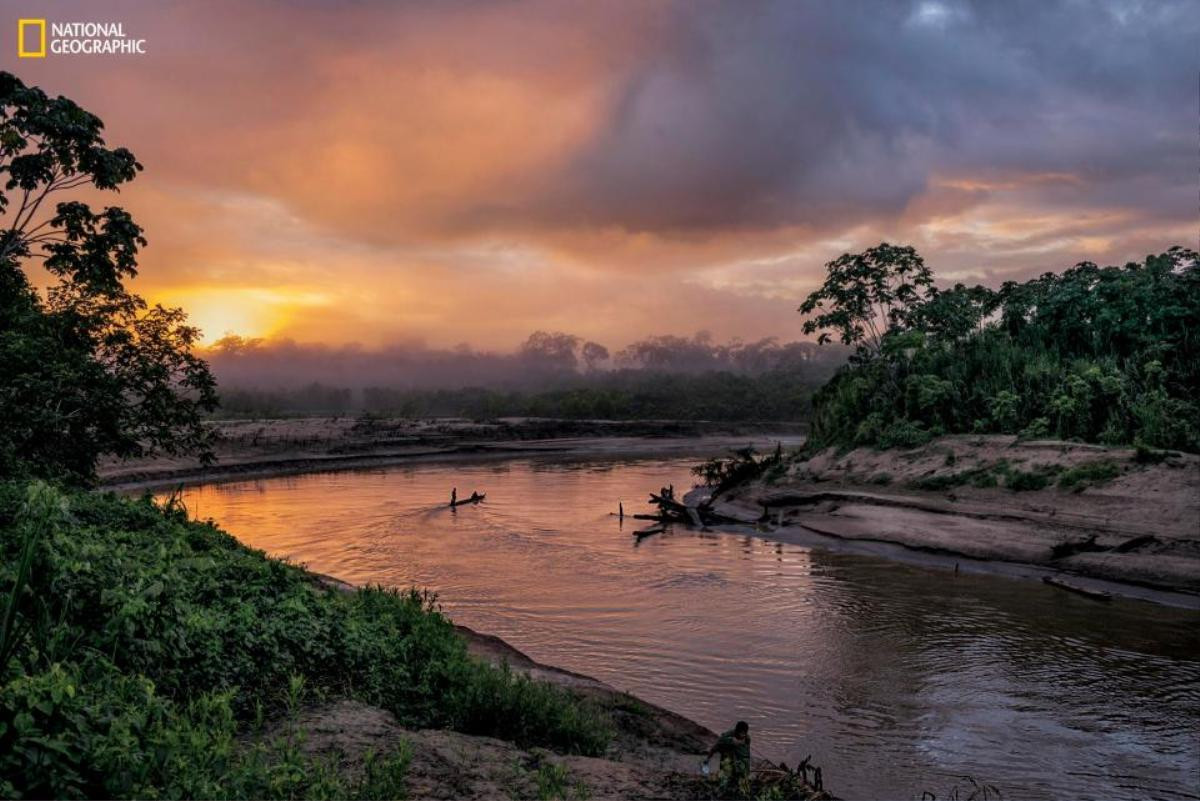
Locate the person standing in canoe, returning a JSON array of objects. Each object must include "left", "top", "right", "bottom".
[{"left": 450, "top": 487, "right": 457, "bottom": 506}]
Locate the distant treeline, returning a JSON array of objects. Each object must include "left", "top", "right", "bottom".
[
  {"left": 217, "top": 367, "right": 836, "bottom": 421},
  {"left": 209, "top": 332, "right": 847, "bottom": 420},
  {"left": 206, "top": 331, "right": 840, "bottom": 387}
]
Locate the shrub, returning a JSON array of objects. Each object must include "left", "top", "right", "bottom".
[
  {"left": 1058, "top": 460, "right": 1121, "bottom": 491},
  {"left": 909, "top": 463, "right": 1000, "bottom": 492},
  {"left": 692, "top": 445, "right": 785, "bottom": 497},
  {"left": 0, "top": 482, "right": 612, "bottom": 798},
  {"left": 1003, "top": 467, "right": 1058, "bottom": 492},
  {"left": 875, "top": 419, "right": 934, "bottom": 450}
]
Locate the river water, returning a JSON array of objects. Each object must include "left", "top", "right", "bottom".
[{"left": 159, "top": 454, "right": 1200, "bottom": 800}]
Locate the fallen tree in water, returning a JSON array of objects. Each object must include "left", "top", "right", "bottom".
[{"left": 635, "top": 481, "right": 748, "bottom": 532}]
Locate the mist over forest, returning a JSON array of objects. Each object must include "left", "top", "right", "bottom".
[{"left": 204, "top": 331, "right": 848, "bottom": 419}]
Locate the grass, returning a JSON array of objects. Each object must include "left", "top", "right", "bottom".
[
  {"left": 909, "top": 459, "right": 1067, "bottom": 493},
  {"left": 0, "top": 480, "right": 612, "bottom": 799},
  {"left": 535, "top": 761, "right": 590, "bottom": 801},
  {"left": 909, "top": 462, "right": 1004, "bottom": 491},
  {"left": 1057, "top": 460, "right": 1120, "bottom": 491},
  {"left": 1003, "top": 466, "right": 1057, "bottom": 492}
]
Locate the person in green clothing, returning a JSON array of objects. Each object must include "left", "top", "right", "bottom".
[{"left": 707, "top": 720, "right": 752, "bottom": 783}]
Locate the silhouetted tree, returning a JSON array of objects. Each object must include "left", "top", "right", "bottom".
[
  {"left": 581, "top": 341, "right": 609, "bottom": 372},
  {"left": 798, "top": 242, "right": 935, "bottom": 361},
  {"left": 519, "top": 331, "right": 581, "bottom": 373},
  {"left": 0, "top": 72, "right": 217, "bottom": 483}
]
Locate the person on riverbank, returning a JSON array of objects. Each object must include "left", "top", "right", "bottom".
[{"left": 707, "top": 720, "right": 752, "bottom": 787}]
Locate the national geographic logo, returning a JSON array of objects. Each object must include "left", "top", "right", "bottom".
[
  {"left": 17, "top": 19, "right": 147, "bottom": 57},
  {"left": 16, "top": 19, "right": 44, "bottom": 57}
]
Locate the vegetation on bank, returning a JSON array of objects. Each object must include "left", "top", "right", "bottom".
[
  {"left": 0, "top": 481, "right": 612, "bottom": 799},
  {"left": 797, "top": 244, "right": 1199, "bottom": 453}
]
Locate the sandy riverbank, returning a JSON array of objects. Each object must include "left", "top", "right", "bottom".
[
  {"left": 687, "top": 436, "right": 1200, "bottom": 603},
  {"left": 307, "top": 574, "right": 831, "bottom": 800},
  {"left": 99, "top": 416, "right": 804, "bottom": 490}
]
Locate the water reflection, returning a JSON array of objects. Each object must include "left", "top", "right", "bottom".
[{"left": 155, "top": 456, "right": 1200, "bottom": 800}]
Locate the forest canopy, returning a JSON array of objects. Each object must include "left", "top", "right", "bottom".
[{"left": 799, "top": 244, "right": 1200, "bottom": 452}]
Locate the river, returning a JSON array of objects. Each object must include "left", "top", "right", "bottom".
[{"left": 157, "top": 453, "right": 1200, "bottom": 800}]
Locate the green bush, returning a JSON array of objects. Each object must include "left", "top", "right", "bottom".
[
  {"left": 692, "top": 445, "right": 786, "bottom": 497},
  {"left": 1003, "top": 467, "right": 1058, "bottom": 492},
  {"left": 909, "top": 463, "right": 1002, "bottom": 492},
  {"left": 0, "top": 658, "right": 412, "bottom": 800},
  {"left": 1057, "top": 460, "right": 1121, "bottom": 491},
  {"left": 0, "top": 482, "right": 611, "bottom": 798},
  {"left": 875, "top": 419, "right": 934, "bottom": 450}
]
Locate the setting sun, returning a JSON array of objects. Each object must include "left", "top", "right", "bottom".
[{"left": 148, "top": 287, "right": 331, "bottom": 344}]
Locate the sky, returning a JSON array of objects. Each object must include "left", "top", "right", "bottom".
[{"left": 3, "top": 0, "right": 1197, "bottom": 350}]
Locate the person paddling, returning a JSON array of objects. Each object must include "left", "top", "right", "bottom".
[{"left": 450, "top": 487, "right": 457, "bottom": 506}]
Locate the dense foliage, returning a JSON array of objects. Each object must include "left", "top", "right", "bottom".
[
  {"left": 0, "top": 482, "right": 611, "bottom": 799},
  {"left": 0, "top": 72, "right": 217, "bottom": 485},
  {"left": 800, "top": 244, "right": 1200, "bottom": 452}
]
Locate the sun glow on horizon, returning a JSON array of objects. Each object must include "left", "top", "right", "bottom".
[{"left": 148, "top": 287, "right": 333, "bottom": 345}]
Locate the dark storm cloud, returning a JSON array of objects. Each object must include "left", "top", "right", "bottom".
[{"left": 493, "top": 0, "right": 1198, "bottom": 235}]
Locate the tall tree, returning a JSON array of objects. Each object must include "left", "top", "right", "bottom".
[
  {"left": 798, "top": 243, "right": 935, "bottom": 361},
  {"left": 0, "top": 72, "right": 217, "bottom": 484}
]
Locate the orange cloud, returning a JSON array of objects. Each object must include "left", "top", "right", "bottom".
[{"left": 3, "top": 0, "right": 1193, "bottom": 351}]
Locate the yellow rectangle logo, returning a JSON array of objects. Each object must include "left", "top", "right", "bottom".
[{"left": 18, "top": 18, "right": 46, "bottom": 58}]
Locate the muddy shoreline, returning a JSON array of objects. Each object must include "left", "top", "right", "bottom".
[
  {"left": 309, "top": 573, "right": 831, "bottom": 800},
  {"left": 100, "top": 416, "right": 804, "bottom": 491},
  {"left": 688, "top": 435, "right": 1200, "bottom": 607}
]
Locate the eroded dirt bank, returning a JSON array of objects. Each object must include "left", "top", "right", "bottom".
[
  {"left": 99, "top": 416, "right": 804, "bottom": 490},
  {"left": 305, "top": 574, "right": 831, "bottom": 800},
  {"left": 689, "top": 436, "right": 1200, "bottom": 600}
]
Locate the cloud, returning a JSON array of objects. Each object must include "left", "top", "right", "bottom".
[{"left": 3, "top": 0, "right": 1195, "bottom": 349}]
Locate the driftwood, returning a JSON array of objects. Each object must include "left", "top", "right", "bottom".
[
  {"left": 1042, "top": 574, "right": 1112, "bottom": 601},
  {"left": 743, "top": 755, "right": 829, "bottom": 799},
  {"left": 639, "top": 487, "right": 744, "bottom": 531},
  {"left": 623, "top": 483, "right": 759, "bottom": 544}
]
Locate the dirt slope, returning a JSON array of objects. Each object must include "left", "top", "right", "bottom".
[{"left": 695, "top": 436, "right": 1200, "bottom": 598}]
